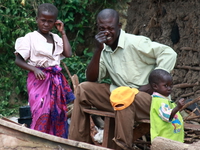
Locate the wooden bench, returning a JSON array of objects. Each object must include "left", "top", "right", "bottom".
[
  {"left": 83, "top": 108, "right": 200, "bottom": 149},
  {"left": 83, "top": 108, "right": 150, "bottom": 149}
]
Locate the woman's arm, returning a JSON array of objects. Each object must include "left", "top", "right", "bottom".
[
  {"left": 55, "top": 20, "right": 72, "bottom": 58},
  {"left": 15, "top": 53, "right": 46, "bottom": 80}
]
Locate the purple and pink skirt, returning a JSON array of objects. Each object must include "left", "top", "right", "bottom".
[{"left": 27, "top": 65, "right": 75, "bottom": 138}]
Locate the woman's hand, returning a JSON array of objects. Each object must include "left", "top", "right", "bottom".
[
  {"left": 33, "top": 68, "right": 46, "bottom": 80},
  {"left": 55, "top": 20, "right": 65, "bottom": 35}
]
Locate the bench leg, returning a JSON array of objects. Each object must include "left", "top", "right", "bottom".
[
  {"left": 102, "top": 116, "right": 110, "bottom": 147},
  {"left": 102, "top": 117, "right": 121, "bottom": 150}
]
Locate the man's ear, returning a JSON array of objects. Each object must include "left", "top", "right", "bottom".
[{"left": 119, "top": 22, "right": 122, "bottom": 28}]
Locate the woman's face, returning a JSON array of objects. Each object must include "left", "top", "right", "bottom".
[{"left": 36, "top": 11, "right": 56, "bottom": 34}]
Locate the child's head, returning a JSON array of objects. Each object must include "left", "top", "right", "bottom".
[
  {"left": 37, "top": 3, "right": 58, "bottom": 19},
  {"left": 36, "top": 3, "right": 58, "bottom": 34},
  {"left": 149, "top": 69, "right": 173, "bottom": 97}
]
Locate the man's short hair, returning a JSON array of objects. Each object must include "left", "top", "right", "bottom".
[{"left": 97, "top": 8, "right": 119, "bottom": 24}]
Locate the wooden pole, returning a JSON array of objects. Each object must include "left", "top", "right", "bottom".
[
  {"left": 173, "top": 82, "right": 199, "bottom": 88},
  {"left": 61, "top": 61, "right": 79, "bottom": 94},
  {"left": 61, "top": 61, "right": 72, "bottom": 79},
  {"left": 180, "top": 96, "right": 200, "bottom": 111},
  {"left": 175, "top": 65, "right": 200, "bottom": 71}
]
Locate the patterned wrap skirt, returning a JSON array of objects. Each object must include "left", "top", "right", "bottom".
[{"left": 27, "top": 65, "right": 75, "bottom": 138}]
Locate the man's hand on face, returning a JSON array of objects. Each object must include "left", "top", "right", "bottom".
[{"left": 95, "top": 31, "right": 109, "bottom": 50}]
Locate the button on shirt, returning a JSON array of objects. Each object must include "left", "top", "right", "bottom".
[
  {"left": 14, "top": 31, "right": 64, "bottom": 68},
  {"left": 98, "top": 29, "right": 177, "bottom": 92}
]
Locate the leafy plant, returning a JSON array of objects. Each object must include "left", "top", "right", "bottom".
[{"left": 0, "top": 0, "right": 129, "bottom": 116}]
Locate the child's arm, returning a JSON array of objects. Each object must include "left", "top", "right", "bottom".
[
  {"left": 169, "top": 98, "right": 185, "bottom": 121},
  {"left": 15, "top": 53, "right": 46, "bottom": 80},
  {"left": 55, "top": 20, "right": 72, "bottom": 58}
]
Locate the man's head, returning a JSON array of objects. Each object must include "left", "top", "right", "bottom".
[
  {"left": 149, "top": 69, "right": 173, "bottom": 97},
  {"left": 96, "top": 9, "right": 121, "bottom": 49}
]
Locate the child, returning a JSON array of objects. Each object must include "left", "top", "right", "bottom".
[
  {"left": 14, "top": 3, "right": 75, "bottom": 138},
  {"left": 149, "top": 69, "right": 184, "bottom": 142}
]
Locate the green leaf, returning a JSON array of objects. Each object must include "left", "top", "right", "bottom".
[{"left": 15, "top": 86, "right": 20, "bottom": 95}]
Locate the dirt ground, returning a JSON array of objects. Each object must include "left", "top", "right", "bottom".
[{"left": 125, "top": 0, "right": 200, "bottom": 102}]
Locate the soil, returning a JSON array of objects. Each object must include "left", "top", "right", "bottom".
[{"left": 125, "top": 0, "right": 200, "bottom": 102}]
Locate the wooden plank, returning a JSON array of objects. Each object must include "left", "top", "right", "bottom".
[
  {"left": 184, "top": 123, "right": 200, "bottom": 131},
  {"left": 83, "top": 108, "right": 150, "bottom": 124},
  {"left": 0, "top": 118, "right": 112, "bottom": 150},
  {"left": 151, "top": 137, "right": 200, "bottom": 150},
  {"left": 82, "top": 108, "right": 115, "bottom": 118}
]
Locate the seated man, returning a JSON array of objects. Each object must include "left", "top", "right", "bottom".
[{"left": 69, "top": 8, "right": 177, "bottom": 150}]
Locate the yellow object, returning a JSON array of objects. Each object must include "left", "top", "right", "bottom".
[
  {"left": 110, "top": 86, "right": 139, "bottom": 111},
  {"left": 21, "top": 0, "right": 25, "bottom": 6}
]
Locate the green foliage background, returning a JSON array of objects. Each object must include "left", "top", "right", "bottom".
[{"left": 0, "top": 0, "right": 128, "bottom": 116}]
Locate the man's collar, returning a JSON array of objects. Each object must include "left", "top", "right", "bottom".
[
  {"left": 104, "top": 29, "right": 125, "bottom": 52},
  {"left": 118, "top": 29, "right": 125, "bottom": 49}
]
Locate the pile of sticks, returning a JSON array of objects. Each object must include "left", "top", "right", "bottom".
[{"left": 180, "top": 96, "right": 200, "bottom": 144}]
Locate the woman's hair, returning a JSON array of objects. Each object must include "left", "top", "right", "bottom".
[
  {"left": 149, "top": 69, "right": 171, "bottom": 85},
  {"left": 37, "top": 3, "right": 58, "bottom": 19}
]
